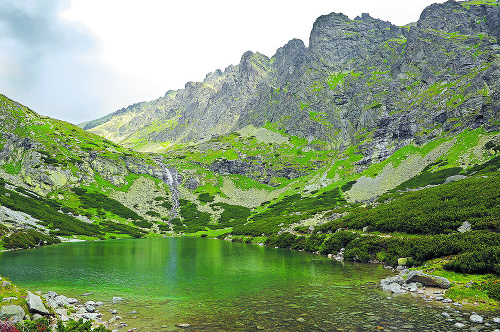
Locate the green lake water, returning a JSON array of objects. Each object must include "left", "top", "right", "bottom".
[{"left": 0, "top": 237, "right": 493, "bottom": 331}]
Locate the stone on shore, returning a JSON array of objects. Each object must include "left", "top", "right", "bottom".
[
  {"left": 112, "top": 297, "right": 124, "bottom": 303},
  {"left": 176, "top": 323, "right": 190, "bottom": 328},
  {"left": 405, "top": 270, "right": 451, "bottom": 289},
  {"left": 27, "top": 291, "right": 50, "bottom": 315},
  {"left": 67, "top": 298, "right": 79, "bottom": 304},
  {"left": 85, "top": 305, "right": 96, "bottom": 313},
  {"left": 0, "top": 305, "right": 25, "bottom": 323},
  {"left": 493, "top": 317, "right": 500, "bottom": 324},
  {"left": 55, "top": 308, "right": 70, "bottom": 322},
  {"left": 470, "top": 314, "right": 483, "bottom": 323},
  {"left": 383, "top": 282, "right": 406, "bottom": 294}
]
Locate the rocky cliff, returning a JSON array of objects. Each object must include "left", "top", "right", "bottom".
[{"left": 83, "top": 1, "right": 500, "bottom": 169}]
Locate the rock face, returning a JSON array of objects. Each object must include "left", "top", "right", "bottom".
[
  {"left": 405, "top": 270, "right": 451, "bottom": 289},
  {"left": 26, "top": 291, "right": 50, "bottom": 315},
  {"left": 83, "top": 1, "right": 500, "bottom": 177},
  {"left": 0, "top": 305, "right": 25, "bottom": 323}
]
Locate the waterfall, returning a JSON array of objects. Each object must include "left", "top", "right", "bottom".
[
  {"left": 164, "top": 167, "right": 174, "bottom": 186},
  {"left": 161, "top": 165, "right": 179, "bottom": 218}
]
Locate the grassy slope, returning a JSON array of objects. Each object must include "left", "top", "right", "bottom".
[{"left": 0, "top": 95, "right": 176, "bottom": 247}]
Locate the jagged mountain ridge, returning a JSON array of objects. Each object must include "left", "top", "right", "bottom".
[{"left": 83, "top": 1, "right": 500, "bottom": 166}]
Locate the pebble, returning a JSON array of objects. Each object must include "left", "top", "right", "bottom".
[
  {"left": 454, "top": 322, "right": 465, "bottom": 328},
  {"left": 175, "top": 323, "right": 190, "bottom": 328},
  {"left": 296, "top": 317, "right": 306, "bottom": 323}
]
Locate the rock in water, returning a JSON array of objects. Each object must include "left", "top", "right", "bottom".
[
  {"left": 405, "top": 270, "right": 451, "bottom": 289},
  {"left": 0, "top": 305, "right": 25, "bottom": 323},
  {"left": 27, "top": 291, "right": 50, "bottom": 315}
]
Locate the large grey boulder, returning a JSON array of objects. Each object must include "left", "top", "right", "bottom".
[
  {"left": 0, "top": 305, "right": 25, "bottom": 323},
  {"left": 26, "top": 291, "right": 50, "bottom": 315},
  {"left": 382, "top": 282, "right": 406, "bottom": 294},
  {"left": 406, "top": 270, "right": 451, "bottom": 289}
]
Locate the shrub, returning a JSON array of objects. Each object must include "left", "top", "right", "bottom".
[
  {"left": 211, "top": 203, "right": 251, "bottom": 228},
  {"left": 315, "top": 174, "right": 500, "bottom": 235},
  {"left": 198, "top": 193, "right": 215, "bottom": 203},
  {"left": 444, "top": 246, "right": 500, "bottom": 275},
  {"left": 0, "top": 184, "right": 102, "bottom": 236},
  {"left": 160, "top": 201, "right": 172, "bottom": 209},
  {"left": 146, "top": 211, "right": 160, "bottom": 218},
  {"left": 481, "top": 279, "right": 500, "bottom": 301},
  {"left": 1, "top": 321, "right": 20, "bottom": 332},
  {"left": 71, "top": 188, "right": 141, "bottom": 220},
  {"left": 19, "top": 317, "right": 50, "bottom": 332},
  {"left": 132, "top": 220, "right": 153, "bottom": 229},
  {"left": 2, "top": 230, "right": 61, "bottom": 249},
  {"left": 55, "top": 319, "right": 110, "bottom": 332},
  {"left": 319, "top": 231, "right": 358, "bottom": 255},
  {"left": 265, "top": 232, "right": 297, "bottom": 248},
  {"left": 178, "top": 199, "right": 211, "bottom": 233}
]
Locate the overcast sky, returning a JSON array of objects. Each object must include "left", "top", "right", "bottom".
[{"left": 0, "top": 0, "right": 446, "bottom": 125}]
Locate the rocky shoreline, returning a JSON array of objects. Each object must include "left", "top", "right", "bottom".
[
  {"left": 380, "top": 269, "right": 500, "bottom": 331},
  {"left": 0, "top": 283, "right": 134, "bottom": 332}
]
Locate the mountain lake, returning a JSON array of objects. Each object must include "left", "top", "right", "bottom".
[{"left": 0, "top": 237, "right": 496, "bottom": 331}]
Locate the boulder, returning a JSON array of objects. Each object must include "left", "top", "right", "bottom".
[
  {"left": 397, "top": 257, "right": 408, "bottom": 266},
  {"left": 55, "top": 308, "right": 69, "bottom": 322},
  {"left": 54, "top": 295, "right": 69, "bottom": 307},
  {"left": 407, "top": 283, "right": 419, "bottom": 292},
  {"left": 45, "top": 291, "right": 58, "bottom": 299},
  {"left": 405, "top": 270, "right": 451, "bottom": 289},
  {"left": 82, "top": 312, "right": 102, "bottom": 320},
  {"left": 27, "top": 291, "right": 50, "bottom": 315},
  {"left": 381, "top": 275, "right": 405, "bottom": 286},
  {"left": 458, "top": 221, "right": 472, "bottom": 233},
  {"left": 454, "top": 323, "right": 465, "bottom": 328},
  {"left": 0, "top": 305, "right": 25, "bottom": 323},
  {"left": 470, "top": 314, "right": 483, "bottom": 323},
  {"left": 85, "top": 305, "right": 96, "bottom": 313},
  {"left": 494, "top": 317, "right": 500, "bottom": 323},
  {"left": 382, "top": 282, "right": 406, "bottom": 294},
  {"left": 67, "top": 298, "right": 78, "bottom": 304}
]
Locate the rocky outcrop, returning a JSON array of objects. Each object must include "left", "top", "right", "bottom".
[{"left": 83, "top": 1, "right": 500, "bottom": 175}]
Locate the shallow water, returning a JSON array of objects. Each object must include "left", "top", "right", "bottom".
[{"left": 0, "top": 237, "right": 497, "bottom": 331}]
